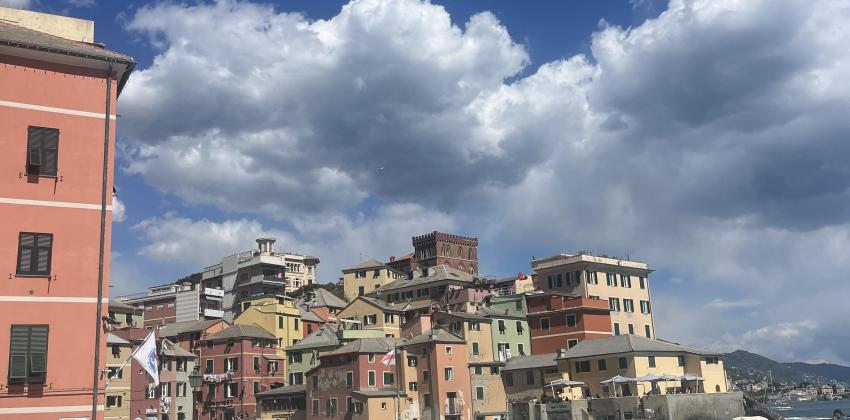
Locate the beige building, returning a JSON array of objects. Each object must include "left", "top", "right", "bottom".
[
  {"left": 341, "top": 259, "right": 405, "bottom": 302},
  {"left": 104, "top": 333, "right": 133, "bottom": 420},
  {"left": 531, "top": 253, "right": 655, "bottom": 339},
  {"left": 337, "top": 296, "right": 406, "bottom": 337},
  {"left": 556, "top": 334, "right": 728, "bottom": 398}
]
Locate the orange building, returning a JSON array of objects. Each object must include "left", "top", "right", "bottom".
[
  {"left": 0, "top": 7, "right": 133, "bottom": 420},
  {"left": 525, "top": 292, "right": 612, "bottom": 355}
]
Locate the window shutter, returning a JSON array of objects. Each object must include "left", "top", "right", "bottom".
[
  {"left": 30, "top": 353, "right": 46, "bottom": 373},
  {"left": 17, "top": 233, "right": 35, "bottom": 273},
  {"left": 41, "top": 130, "right": 59, "bottom": 176},
  {"left": 35, "top": 234, "right": 52, "bottom": 274},
  {"left": 9, "top": 354, "right": 27, "bottom": 378}
]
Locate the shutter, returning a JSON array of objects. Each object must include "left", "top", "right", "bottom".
[
  {"left": 41, "top": 129, "right": 59, "bottom": 176},
  {"left": 27, "top": 127, "right": 45, "bottom": 170},
  {"left": 35, "top": 234, "right": 52, "bottom": 274},
  {"left": 9, "top": 354, "right": 27, "bottom": 378},
  {"left": 9, "top": 326, "right": 34, "bottom": 379},
  {"left": 18, "top": 233, "right": 35, "bottom": 273},
  {"left": 30, "top": 353, "right": 46, "bottom": 373}
]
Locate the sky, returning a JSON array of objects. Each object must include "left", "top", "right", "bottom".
[{"left": 9, "top": 0, "right": 850, "bottom": 366}]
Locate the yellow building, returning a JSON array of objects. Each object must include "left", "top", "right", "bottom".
[
  {"left": 337, "top": 296, "right": 406, "bottom": 337},
  {"left": 555, "top": 334, "right": 728, "bottom": 398},
  {"left": 104, "top": 333, "right": 132, "bottom": 420},
  {"left": 341, "top": 259, "right": 405, "bottom": 302},
  {"left": 234, "top": 295, "right": 302, "bottom": 377},
  {"left": 532, "top": 253, "right": 656, "bottom": 339}
]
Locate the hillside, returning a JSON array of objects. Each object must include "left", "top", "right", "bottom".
[{"left": 726, "top": 350, "right": 850, "bottom": 386}]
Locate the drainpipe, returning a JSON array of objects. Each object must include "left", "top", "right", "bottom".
[{"left": 91, "top": 63, "right": 113, "bottom": 420}]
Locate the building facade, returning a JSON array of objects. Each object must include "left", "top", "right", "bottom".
[
  {"left": 413, "top": 231, "right": 479, "bottom": 275},
  {"left": 341, "top": 259, "right": 404, "bottom": 302},
  {"left": 0, "top": 7, "right": 133, "bottom": 419},
  {"left": 531, "top": 253, "right": 656, "bottom": 339},
  {"left": 525, "top": 293, "right": 612, "bottom": 354}
]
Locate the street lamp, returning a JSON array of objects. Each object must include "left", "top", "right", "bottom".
[{"left": 189, "top": 367, "right": 202, "bottom": 389}]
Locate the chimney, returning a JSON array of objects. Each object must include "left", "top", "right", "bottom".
[
  {"left": 390, "top": 256, "right": 396, "bottom": 262},
  {"left": 256, "top": 238, "right": 276, "bottom": 255}
]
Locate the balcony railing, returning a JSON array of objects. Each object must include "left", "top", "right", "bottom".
[
  {"left": 203, "top": 308, "right": 224, "bottom": 318},
  {"left": 445, "top": 399, "right": 464, "bottom": 415},
  {"left": 203, "top": 288, "right": 224, "bottom": 298}
]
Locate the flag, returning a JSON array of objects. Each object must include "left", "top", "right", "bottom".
[
  {"left": 380, "top": 349, "right": 396, "bottom": 366},
  {"left": 132, "top": 331, "right": 159, "bottom": 386}
]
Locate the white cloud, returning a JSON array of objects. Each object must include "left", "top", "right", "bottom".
[
  {"left": 111, "top": 196, "right": 126, "bottom": 223},
  {"left": 119, "top": 0, "right": 850, "bottom": 364},
  {"left": 0, "top": 0, "right": 32, "bottom": 8}
]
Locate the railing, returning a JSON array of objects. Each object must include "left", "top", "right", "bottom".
[
  {"left": 203, "top": 288, "right": 224, "bottom": 298},
  {"left": 445, "top": 399, "right": 464, "bottom": 415},
  {"left": 203, "top": 308, "right": 224, "bottom": 318}
]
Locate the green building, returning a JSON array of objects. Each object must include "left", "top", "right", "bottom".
[{"left": 479, "top": 294, "right": 531, "bottom": 360}]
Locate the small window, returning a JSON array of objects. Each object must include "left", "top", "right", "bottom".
[
  {"left": 526, "top": 370, "right": 535, "bottom": 385},
  {"left": 408, "top": 381, "right": 417, "bottom": 391},
  {"left": 645, "top": 324, "right": 652, "bottom": 338},
  {"left": 566, "top": 314, "right": 577, "bottom": 328},
  {"left": 346, "top": 371, "right": 353, "bottom": 388},
  {"left": 106, "top": 395, "right": 122, "bottom": 407},
  {"left": 26, "top": 126, "right": 59, "bottom": 177},
  {"left": 475, "top": 386, "right": 485, "bottom": 399},
  {"left": 312, "top": 375, "right": 319, "bottom": 390},
  {"left": 472, "top": 342, "right": 479, "bottom": 355},
  {"left": 574, "top": 361, "right": 591, "bottom": 373},
  {"left": 473, "top": 366, "right": 483, "bottom": 375},
  {"left": 444, "top": 367, "right": 453, "bottom": 381},
  {"left": 253, "top": 381, "right": 260, "bottom": 395},
  {"left": 540, "top": 318, "right": 550, "bottom": 331},
  {"left": 312, "top": 399, "right": 319, "bottom": 416},
  {"left": 16, "top": 233, "right": 53, "bottom": 277},
  {"left": 619, "top": 357, "right": 628, "bottom": 369},
  {"left": 628, "top": 324, "right": 635, "bottom": 335},
  {"left": 613, "top": 323, "right": 621, "bottom": 336},
  {"left": 598, "top": 359, "right": 607, "bottom": 371},
  {"left": 648, "top": 356, "right": 656, "bottom": 368},
  {"left": 678, "top": 355, "right": 685, "bottom": 367},
  {"left": 568, "top": 339, "right": 578, "bottom": 349},
  {"left": 445, "top": 346, "right": 452, "bottom": 355},
  {"left": 423, "top": 393, "right": 432, "bottom": 408},
  {"left": 383, "top": 371, "right": 394, "bottom": 385},
  {"left": 368, "top": 370, "right": 376, "bottom": 386}
]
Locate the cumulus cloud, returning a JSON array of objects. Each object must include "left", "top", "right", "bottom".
[
  {"left": 0, "top": 0, "right": 32, "bottom": 8},
  {"left": 119, "top": 0, "right": 850, "bottom": 364},
  {"left": 112, "top": 196, "right": 126, "bottom": 223}
]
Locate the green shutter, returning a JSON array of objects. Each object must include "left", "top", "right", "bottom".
[
  {"left": 30, "top": 353, "right": 46, "bottom": 373},
  {"left": 17, "top": 234, "right": 35, "bottom": 274},
  {"left": 35, "top": 234, "right": 52, "bottom": 274},
  {"left": 41, "top": 129, "right": 59, "bottom": 176},
  {"left": 9, "top": 354, "right": 27, "bottom": 378}
]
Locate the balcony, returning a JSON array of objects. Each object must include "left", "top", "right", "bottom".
[
  {"left": 203, "top": 308, "right": 224, "bottom": 318},
  {"left": 445, "top": 399, "right": 464, "bottom": 416},
  {"left": 203, "top": 288, "right": 224, "bottom": 298}
]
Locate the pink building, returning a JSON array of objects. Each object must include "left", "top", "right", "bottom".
[
  {"left": 198, "top": 325, "right": 286, "bottom": 420},
  {"left": 0, "top": 8, "right": 133, "bottom": 420}
]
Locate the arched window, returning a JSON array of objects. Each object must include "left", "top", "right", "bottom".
[
  {"left": 458, "top": 247, "right": 464, "bottom": 258},
  {"left": 468, "top": 248, "right": 473, "bottom": 260}
]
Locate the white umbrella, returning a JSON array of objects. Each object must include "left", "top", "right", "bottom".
[{"left": 600, "top": 375, "right": 637, "bottom": 397}]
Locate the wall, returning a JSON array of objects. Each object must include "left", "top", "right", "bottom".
[
  {"left": 342, "top": 266, "right": 401, "bottom": 302},
  {"left": 337, "top": 298, "right": 401, "bottom": 337},
  {"left": 470, "top": 367, "right": 507, "bottom": 418},
  {"left": 104, "top": 344, "right": 133, "bottom": 420},
  {"left": 490, "top": 316, "right": 532, "bottom": 360},
  {"left": 643, "top": 392, "right": 745, "bottom": 420}
]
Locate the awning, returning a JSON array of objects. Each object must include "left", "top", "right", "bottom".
[
  {"left": 549, "top": 379, "right": 585, "bottom": 388},
  {"left": 679, "top": 374, "right": 704, "bottom": 381},
  {"left": 263, "top": 354, "right": 286, "bottom": 360},
  {"left": 600, "top": 375, "right": 637, "bottom": 384}
]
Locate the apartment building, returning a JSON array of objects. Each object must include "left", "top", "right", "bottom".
[
  {"left": 158, "top": 319, "right": 230, "bottom": 356},
  {"left": 525, "top": 292, "right": 612, "bottom": 354},
  {"left": 233, "top": 295, "right": 301, "bottom": 380},
  {"left": 337, "top": 296, "right": 407, "bottom": 338},
  {"left": 341, "top": 259, "right": 405, "bottom": 301},
  {"left": 199, "top": 324, "right": 286, "bottom": 420},
  {"left": 399, "top": 329, "right": 471, "bottom": 420},
  {"left": 531, "top": 252, "right": 655, "bottom": 339},
  {"left": 0, "top": 6, "right": 133, "bottom": 419},
  {"left": 104, "top": 333, "right": 133, "bottom": 420},
  {"left": 476, "top": 304, "right": 530, "bottom": 362},
  {"left": 369, "top": 265, "right": 477, "bottom": 308},
  {"left": 201, "top": 238, "right": 318, "bottom": 323},
  {"left": 108, "top": 299, "right": 144, "bottom": 329}
]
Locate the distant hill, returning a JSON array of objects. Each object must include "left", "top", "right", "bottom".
[{"left": 726, "top": 350, "right": 850, "bottom": 386}]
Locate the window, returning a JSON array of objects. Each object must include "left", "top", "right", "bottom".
[
  {"left": 491, "top": 366, "right": 500, "bottom": 375},
  {"left": 607, "top": 273, "right": 617, "bottom": 287},
  {"left": 498, "top": 320, "right": 506, "bottom": 334},
  {"left": 526, "top": 370, "right": 535, "bottom": 385},
  {"left": 368, "top": 370, "right": 376, "bottom": 386},
  {"left": 111, "top": 345, "right": 121, "bottom": 358},
  {"left": 253, "top": 381, "right": 260, "bottom": 395},
  {"left": 645, "top": 325, "right": 652, "bottom": 338},
  {"left": 445, "top": 346, "right": 453, "bottom": 355},
  {"left": 639, "top": 277, "right": 646, "bottom": 289},
  {"left": 106, "top": 395, "right": 122, "bottom": 407},
  {"left": 540, "top": 318, "right": 550, "bottom": 331},
  {"left": 355, "top": 270, "right": 366, "bottom": 278},
  {"left": 423, "top": 393, "right": 432, "bottom": 408},
  {"left": 678, "top": 355, "right": 685, "bottom": 367},
  {"left": 346, "top": 396, "right": 353, "bottom": 412},
  {"left": 619, "top": 357, "right": 628, "bottom": 369},
  {"left": 225, "top": 383, "right": 238, "bottom": 398},
  {"left": 205, "top": 359, "right": 213, "bottom": 373},
  {"left": 473, "top": 366, "right": 483, "bottom": 375},
  {"left": 609, "top": 298, "right": 621, "bottom": 312},
  {"left": 373, "top": 269, "right": 381, "bottom": 278},
  {"left": 475, "top": 386, "right": 485, "bottom": 399},
  {"left": 26, "top": 126, "right": 59, "bottom": 177},
  {"left": 518, "top": 343, "right": 526, "bottom": 356},
  {"left": 294, "top": 319, "right": 300, "bottom": 330},
  {"left": 207, "top": 384, "right": 216, "bottom": 399},
  {"left": 568, "top": 339, "right": 578, "bottom": 349},
  {"left": 160, "top": 382, "right": 171, "bottom": 397},
  {"left": 472, "top": 342, "right": 479, "bottom": 355},
  {"left": 224, "top": 357, "right": 238, "bottom": 372},
  {"left": 516, "top": 321, "right": 524, "bottom": 335},
  {"left": 289, "top": 372, "right": 303, "bottom": 385},
  {"left": 383, "top": 372, "right": 394, "bottom": 385},
  {"left": 628, "top": 324, "right": 634, "bottom": 335},
  {"left": 384, "top": 313, "right": 394, "bottom": 323},
  {"left": 407, "top": 356, "right": 417, "bottom": 367},
  {"left": 598, "top": 359, "right": 607, "bottom": 371},
  {"left": 7, "top": 325, "right": 48, "bottom": 384},
  {"left": 705, "top": 356, "right": 720, "bottom": 364},
  {"left": 312, "top": 399, "right": 319, "bottom": 416},
  {"left": 586, "top": 271, "right": 598, "bottom": 284},
  {"left": 623, "top": 299, "right": 635, "bottom": 313},
  {"left": 613, "top": 323, "right": 620, "bottom": 335},
  {"left": 106, "top": 366, "right": 122, "bottom": 379},
  {"left": 346, "top": 371, "right": 353, "bottom": 388},
  {"left": 327, "top": 398, "right": 338, "bottom": 416},
  {"left": 422, "top": 370, "right": 429, "bottom": 381},
  {"left": 620, "top": 274, "right": 631, "bottom": 288},
  {"left": 444, "top": 367, "right": 453, "bottom": 381},
  {"left": 268, "top": 361, "right": 278, "bottom": 373},
  {"left": 312, "top": 375, "right": 319, "bottom": 391},
  {"left": 254, "top": 357, "right": 261, "bottom": 372},
  {"left": 289, "top": 351, "right": 302, "bottom": 364},
  {"left": 16, "top": 233, "right": 53, "bottom": 276},
  {"left": 146, "top": 384, "right": 157, "bottom": 399},
  {"left": 640, "top": 300, "right": 651, "bottom": 314},
  {"left": 176, "top": 382, "right": 187, "bottom": 397},
  {"left": 547, "top": 274, "right": 562, "bottom": 288},
  {"left": 574, "top": 361, "right": 591, "bottom": 373},
  {"left": 515, "top": 300, "right": 523, "bottom": 310},
  {"left": 176, "top": 359, "right": 187, "bottom": 372},
  {"left": 648, "top": 356, "right": 656, "bottom": 368},
  {"left": 368, "top": 353, "right": 375, "bottom": 363},
  {"left": 469, "top": 320, "right": 481, "bottom": 331},
  {"left": 566, "top": 314, "right": 577, "bottom": 328},
  {"left": 358, "top": 286, "right": 365, "bottom": 296},
  {"left": 364, "top": 314, "right": 377, "bottom": 325},
  {"left": 505, "top": 373, "right": 514, "bottom": 386}
]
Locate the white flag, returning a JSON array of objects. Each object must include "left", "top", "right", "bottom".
[
  {"left": 132, "top": 331, "right": 159, "bottom": 386},
  {"left": 380, "top": 349, "right": 396, "bottom": 366}
]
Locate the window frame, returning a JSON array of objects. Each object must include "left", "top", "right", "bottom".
[
  {"left": 25, "top": 126, "right": 60, "bottom": 177},
  {"left": 16, "top": 232, "right": 53, "bottom": 277}
]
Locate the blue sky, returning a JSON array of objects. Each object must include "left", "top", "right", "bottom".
[{"left": 11, "top": 0, "right": 850, "bottom": 365}]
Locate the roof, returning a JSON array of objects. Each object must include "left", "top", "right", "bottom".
[
  {"left": 161, "top": 339, "right": 196, "bottom": 358},
  {"left": 353, "top": 390, "right": 407, "bottom": 398},
  {"left": 344, "top": 259, "right": 386, "bottom": 271},
  {"left": 502, "top": 353, "right": 558, "bottom": 371},
  {"left": 107, "top": 300, "right": 139, "bottom": 312},
  {"left": 371, "top": 265, "right": 475, "bottom": 294},
  {"left": 206, "top": 324, "right": 276, "bottom": 341},
  {"left": 255, "top": 384, "right": 306, "bottom": 398},
  {"left": 0, "top": 20, "right": 134, "bottom": 93},
  {"left": 558, "top": 335, "right": 722, "bottom": 359},
  {"left": 285, "top": 324, "right": 340, "bottom": 351},
  {"left": 158, "top": 319, "right": 224, "bottom": 338},
  {"left": 106, "top": 332, "right": 130, "bottom": 346},
  {"left": 354, "top": 296, "right": 404, "bottom": 313},
  {"left": 399, "top": 329, "right": 465, "bottom": 347},
  {"left": 299, "top": 309, "right": 325, "bottom": 323},
  {"left": 322, "top": 338, "right": 402, "bottom": 357},
  {"left": 432, "top": 311, "right": 488, "bottom": 321},
  {"left": 476, "top": 306, "right": 528, "bottom": 320},
  {"left": 307, "top": 288, "right": 347, "bottom": 309}
]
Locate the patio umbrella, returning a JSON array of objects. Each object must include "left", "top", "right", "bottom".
[
  {"left": 600, "top": 375, "right": 637, "bottom": 397},
  {"left": 548, "top": 379, "right": 585, "bottom": 398}
]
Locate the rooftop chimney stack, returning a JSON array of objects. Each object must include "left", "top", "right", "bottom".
[{"left": 256, "top": 238, "right": 276, "bottom": 255}]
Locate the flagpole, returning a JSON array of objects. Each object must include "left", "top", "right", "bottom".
[{"left": 394, "top": 340, "right": 400, "bottom": 420}]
